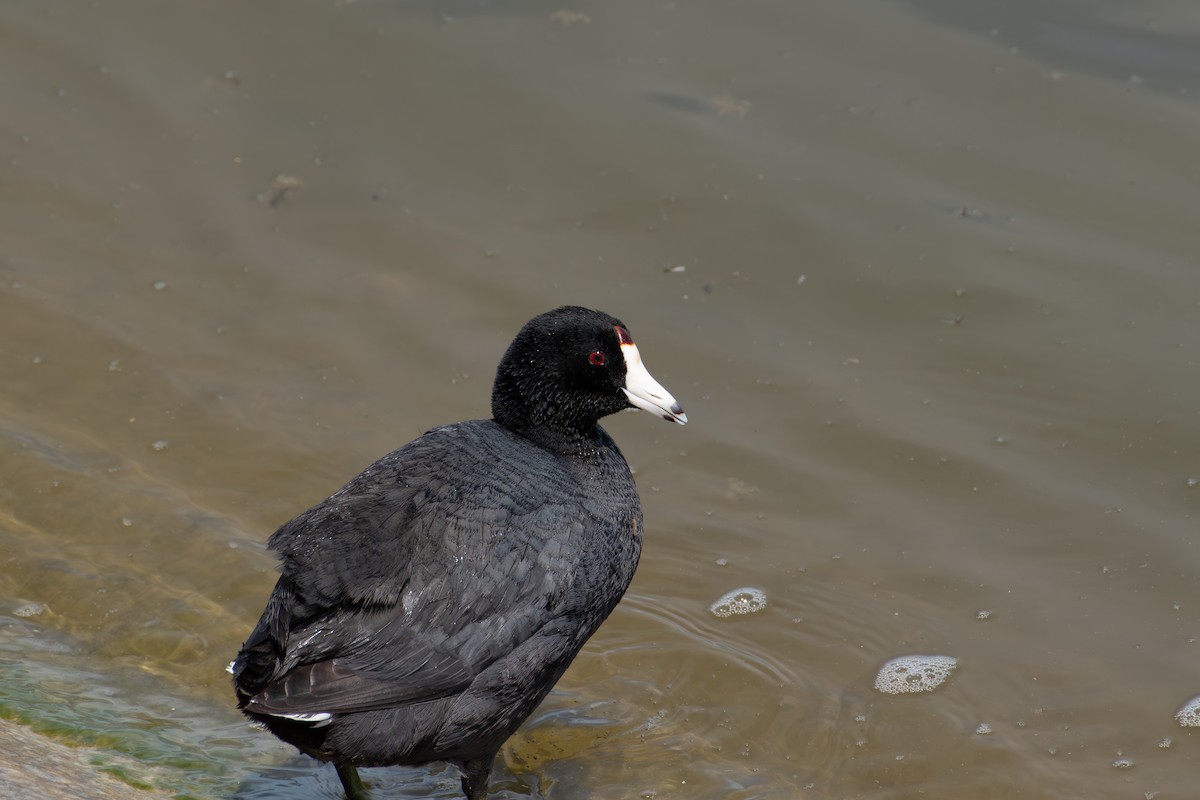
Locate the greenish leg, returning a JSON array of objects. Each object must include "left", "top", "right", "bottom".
[
  {"left": 460, "top": 757, "right": 493, "bottom": 800},
  {"left": 336, "top": 762, "right": 370, "bottom": 800}
]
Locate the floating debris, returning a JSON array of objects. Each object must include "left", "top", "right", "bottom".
[
  {"left": 874, "top": 654, "right": 958, "bottom": 694},
  {"left": 975, "top": 722, "right": 993, "bottom": 735},
  {"left": 709, "top": 587, "right": 768, "bottom": 618},
  {"left": 550, "top": 10, "right": 591, "bottom": 25},
  {"left": 264, "top": 173, "right": 303, "bottom": 207},
  {"left": 711, "top": 94, "right": 751, "bottom": 119}
]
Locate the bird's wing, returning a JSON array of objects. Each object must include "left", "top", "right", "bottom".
[
  {"left": 241, "top": 613, "right": 475, "bottom": 715},
  {"left": 236, "top": 422, "right": 593, "bottom": 716}
]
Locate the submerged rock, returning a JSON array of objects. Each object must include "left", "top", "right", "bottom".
[{"left": 0, "top": 719, "right": 172, "bottom": 800}]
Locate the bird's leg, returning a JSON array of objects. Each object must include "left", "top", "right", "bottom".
[
  {"left": 336, "top": 763, "right": 370, "bottom": 800},
  {"left": 459, "top": 756, "right": 493, "bottom": 800}
]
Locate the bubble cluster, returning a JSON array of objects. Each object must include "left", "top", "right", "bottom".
[
  {"left": 13, "top": 603, "right": 46, "bottom": 617},
  {"left": 1174, "top": 694, "right": 1200, "bottom": 727},
  {"left": 709, "top": 587, "right": 768, "bottom": 618},
  {"left": 874, "top": 654, "right": 958, "bottom": 694}
]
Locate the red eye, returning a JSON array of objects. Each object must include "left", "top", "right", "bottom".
[{"left": 588, "top": 350, "right": 607, "bottom": 366}]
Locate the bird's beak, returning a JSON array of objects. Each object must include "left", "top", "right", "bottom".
[{"left": 620, "top": 342, "right": 687, "bottom": 425}]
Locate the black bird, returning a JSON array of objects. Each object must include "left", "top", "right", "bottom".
[{"left": 231, "top": 306, "right": 686, "bottom": 799}]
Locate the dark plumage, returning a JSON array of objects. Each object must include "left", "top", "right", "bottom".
[{"left": 231, "top": 306, "right": 686, "bottom": 799}]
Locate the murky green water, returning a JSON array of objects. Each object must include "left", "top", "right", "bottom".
[{"left": 2, "top": 0, "right": 1198, "bottom": 797}]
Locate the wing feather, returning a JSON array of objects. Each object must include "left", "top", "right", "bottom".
[{"left": 234, "top": 422, "right": 589, "bottom": 718}]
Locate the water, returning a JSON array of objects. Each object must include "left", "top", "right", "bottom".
[{"left": 2, "top": 0, "right": 1199, "bottom": 798}]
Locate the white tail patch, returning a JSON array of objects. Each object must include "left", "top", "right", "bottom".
[{"left": 270, "top": 711, "right": 334, "bottom": 726}]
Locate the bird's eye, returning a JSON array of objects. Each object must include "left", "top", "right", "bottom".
[{"left": 588, "top": 351, "right": 607, "bottom": 366}]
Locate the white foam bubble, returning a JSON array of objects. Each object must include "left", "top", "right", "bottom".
[
  {"left": 874, "top": 654, "right": 958, "bottom": 694},
  {"left": 1174, "top": 694, "right": 1200, "bottom": 727},
  {"left": 13, "top": 603, "right": 45, "bottom": 618},
  {"left": 709, "top": 587, "right": 768, "bottom": 618}
]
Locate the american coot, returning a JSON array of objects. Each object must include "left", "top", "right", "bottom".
[{"left": 231, "top": 306, "right": 686, "bottom": 799}]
